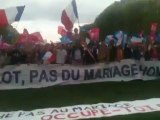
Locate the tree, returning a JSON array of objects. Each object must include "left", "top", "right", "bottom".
[{"left": 94, "top": 0, "right": 160, "bottom": 40}]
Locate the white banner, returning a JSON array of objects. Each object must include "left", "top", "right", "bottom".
[
  {"left": 0, "top": 59, "right": 160, "bottom": 90},
  {"left": 0, "top": 98, "right": 160, "bottom": 120}
]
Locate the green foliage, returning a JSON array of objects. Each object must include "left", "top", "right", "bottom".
[{"left": 95, "top": 0, "right": 160, "bottom": 40}]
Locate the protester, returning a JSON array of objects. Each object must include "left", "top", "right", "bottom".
[
  {"left": 56, "top": 44, "right": 67, "bottom": 64},
  {"left": 72, "top": 45, "right": 83, "bottom": 64},
  {"left": 116, "top": 45, "right": 124, "bottom": 61},
  {"left": 65, "top": 44, "right": 73, "bottom": 64},
  {"left": 0, "top": 50, "right": 6, "bottom": 67},
  {"left": 97, "top": 41, "right": 108, "bottom": 63},
  {"left": 150, "top": 46, "right": 159, "bottom": 61},
  {"left": 109, "top": 40, "right": 117, "bottom": 62},
  {"left": 9, "top": 48, "right": 24, "bottom": 65},
  {"left": 83, "top": 44, "right": 96, "bottom": 65},
  {"left": 1, "top": 27, "right": 160, "bottom": 66},
  {"left": 124, "top": 44, "right": 132, "bottom": 59},
  {"left": 132, "top": 46, "right": 141, "bottom": 60}
]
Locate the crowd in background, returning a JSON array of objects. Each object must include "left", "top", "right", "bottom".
[{"left": 0, "top": 29, "right": 160, "bottom": 67}]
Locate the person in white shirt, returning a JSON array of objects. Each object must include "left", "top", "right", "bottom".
[{"left": 56, "top": 44, "right": 67, "bottom": 64}]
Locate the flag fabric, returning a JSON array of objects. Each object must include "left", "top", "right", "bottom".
[
  {"left": 85, "top": 38, "right": 90, "bottom": 45},
  {"left": 130, "top": 36, "right": 143, "bottom": 45},
  {"left": 61, "top": 0, "right": 78, "bottom": 31},
  {"left": 114, "top": 31, "right": 124, "bottom": 46},
  {"left": 29, "top": 32, "right": 44, "bottom": 43},
  {"left": 122, "top": 33, "right": 127, "bottom": 48},
  {"left": 139, "top": 30, "right": 144, "bottom": 38},
  {"left": 88, "top": 28, "right": 100, "bottom": 41},
  {"left": 0, "top": 42, "right": 11, "bottom": 49},
  {"left": 18, "top": 31, "right": 44, "bottom": 46},
  {"left": 0, "top": 6, "right": 25, "bottom": 27},
  {"left": 105, "top": 35, "right": 117, "bottom": 45},
  {"left": 58, "top": 26, "right": 67, "bottom": 36},
  {"left": 60, "top": 36, "right": 72, "bottom": 44}
]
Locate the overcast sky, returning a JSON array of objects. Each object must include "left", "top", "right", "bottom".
[{"left": 0, "top": 0, "right": 119, "bottom": 42}]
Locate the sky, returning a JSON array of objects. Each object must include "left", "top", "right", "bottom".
[{"left": 0, "top": 0, "right": 120, "bottom": 42}]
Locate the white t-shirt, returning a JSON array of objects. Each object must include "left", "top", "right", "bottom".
[
  {"left": 56, "top": 49, "right": 67, "bottom": 64},
  {"left": 74, "top": 49, "right": 81, "bottom": 60}
]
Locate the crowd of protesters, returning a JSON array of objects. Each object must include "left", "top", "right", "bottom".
[
  {"left": 0, "top": 30, "right": 160, "bottom": 67},
  {"left": 0, "top": 40, "right": 160, "bottom": 67}
]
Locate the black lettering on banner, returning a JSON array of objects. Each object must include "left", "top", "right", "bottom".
[
  {"left": 90, "top": 105, "right": 98, "bottom": 109},
  {"left": 72, "top": 107, "right": 82, "bottom": 112},
  {"left": 108, "top": 104, "right": 123, "bottom": 108},
  {"left": 0, "top": 114, "right": 5, "bottom": 119},
  {"left": 25, "top": 112, "right": 34, "bottom": 117},
  {"left": 5, "top": 113, "right": 13, "bottom": 118},
  {"left": 71, "top": 70, "right": 80, "bottom": 80},
  {"left": 139, "top": 65, "right": 148, "bottom": 75},
  {"left": 49, "top": 70, "right": 57, "bottom": 82},
  {"left": 101, "top": 104, "right": 108, "bottom": 109},
  {"left": 60, "top": 108, "right": 68, "bottom": 113},
  {"left": 2, "top": 71, "right": 12, "bottom": 84},
  {"left": 39, "top": 70, "right": 49, "bottom": 82},
  {"left": 30, "top": 70, "right": 38, "bottom": 83},
  {"left": 121, "top": 65, "right": 130, "bottom": 76},
  {"left": 156, "top": 67, "right": 160, "bottom": 76},
  {"left": 37, "top": 111, "right": 45, "bottom": 115},
  {"left": 156, "top": 104, "right": 160, "bottom": 108},
  {"left": 18, "top": 112, "right": 25, "bottom": 117},
  {"left": 50, "top": 109, "right": 59, "bottom": 114},
  {"left": 103, "top": 68, "right": 110, "bottom": 78},
  {"left": 84, "top": 69, "right": 94, "bottom": 80},
  {"left": 84, "top": 107, "right": 93, "bottom": 111},
  {"left": 12, "top": 71, "right": 21, "bottom": 84},
  {"left": 113, "top": 66, "right": 121, "bottom": 77},
  {"left": 109, "top": 67, "right": 113, "bottom": 78},
  {"left": 146, "top": 67, "right": 156, "bottom": 76},
  {"left": 94, "top": 69, "right": 102, "bottom": 79},
  {"left": 131, "top": 64, "right": 138, "bottom": 76},
  {"left": 62, "top": 70, "right": 70, "bottom": 80}
]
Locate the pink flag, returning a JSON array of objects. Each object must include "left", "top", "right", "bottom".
[
  {"left": 88, "top": 28, "right": 100, "bottom": 41},
  {"left": 58, "top": 26, "right": 67, "bottom": 36},
  {"left": 29, "top": 32, "right": 44, "bottom": 43},
  {"left": 0, "top": 42, "right": 11, "bottom": 49}
]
